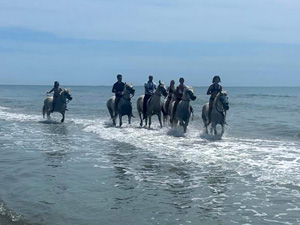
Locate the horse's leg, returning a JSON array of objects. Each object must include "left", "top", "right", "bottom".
[
  {"left": 108, "top": 107, "right": 116, "bottom": 125},
  {"left": 61, "top": 113, "right": 65, "bottom": 123},
  {"left": 148, "top": 115, "right": 152, "bottom": 128},
  {"left": 221, "top": 124, "right": 224, "bottom": 136},
  {"left": 128, "top": 115, "right": 131, "bottom": 125},
  {"left": 113, "top": 113, "right": 117, "bottom": 126},
  {"left": 179, "top": 120, "right": 183, "bottom": 126},
  {"left": 184, "top": 120, "right": 190, "bottom": 133},
  {"left": 213, "top": 123, "right": 217, "bottom": 136},
  {"left": 205, "top": 124, "right": 208, "bottom": 134},
  {"left": 139, "top": 112, "right": 143, "bottom": 127},
  {"left": 158, "top": 113, "right": 163, "bottom": 128},
  {"left": 144, "top": 115, "right": 148, "bottom": 127},
  {"left": 119, "top": 114, "right": 122, "bottom": 127},
  {"left": 47, "top": 108, "right": 51, "bottom": 120},
  {"left": 183, "top": 122, "right": 187, "bottom": 133}
]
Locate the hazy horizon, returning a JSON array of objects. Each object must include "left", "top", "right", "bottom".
[{"left": 0, "top": 84, "right": 299, "bottom": 88}]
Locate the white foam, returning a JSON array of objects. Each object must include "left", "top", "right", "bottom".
[
  {"left": 80, "top": 117, "right": 300, "bottom": 187},
  {"left": 0, "top": 107, "right": 41, "bottom": 122}
]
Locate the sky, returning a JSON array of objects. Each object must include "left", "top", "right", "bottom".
[{"left": 0, "top": 0, "right": 300, "bottom": 86}]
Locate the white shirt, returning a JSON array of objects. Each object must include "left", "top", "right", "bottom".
[{"left": 144, "top": 81, "right": 156, "bottom": 95}]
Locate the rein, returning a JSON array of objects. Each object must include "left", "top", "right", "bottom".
[{"left": 122, "top": 92, "right": 134, "bottom": 100}]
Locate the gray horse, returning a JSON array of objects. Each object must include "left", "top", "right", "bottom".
[
  {"left": 202, "top": 91, "right": 229, "bottom": 136},
  {"left": 170, "top": 87, "right": 196, "bottom": 133},
  {"left": 107, "top": 83, "right": 135, "bottom": 127},
  {"left": 162, "top": 94, "right": 176, "bottom": 125},
  {"left": 43, "top": 89, "right": 73, "bottom": 123},
  {"left": 137, "top": 81, "right": 168, "bottom": 128}
]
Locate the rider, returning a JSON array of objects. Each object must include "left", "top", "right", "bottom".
[
  {"left": 207, "top": 75, "right": 222, "bottom": 123},
  {"left": 47, "top": 81, "right": 63, "bottom": 113},
  {"left": 171, "top": 77, "right": 186, "bottom": 123},
  {"left": 165, "top": 80, "right": 175, "bottom": 114},
  {"left": 112, "top": 74, "right": 125, "bottom": 113},
  {"left": 143, "top": 75, "right": 156, "bottom": 119}
]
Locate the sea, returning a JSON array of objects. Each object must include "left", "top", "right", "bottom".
[{"left": 0, "top": 85, "right": 300, "bottom": 225}]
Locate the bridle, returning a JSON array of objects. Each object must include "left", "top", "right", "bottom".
[
  {"left": 123, "top": 86, "right": 134, "bottom": 100},
  {"left": 215, "top": 94, "right": 228, "bottom": 122}
]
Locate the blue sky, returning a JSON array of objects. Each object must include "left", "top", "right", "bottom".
[{"left": 0, "top": 0, "right": 300, "bottom": 86}]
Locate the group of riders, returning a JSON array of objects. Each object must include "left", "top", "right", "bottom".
[
  {"left": 46, "top": 74, "right": 222, "bottom": 123},
  {"left": 111, "top": 74, "right": 223, "bottom": 123}
]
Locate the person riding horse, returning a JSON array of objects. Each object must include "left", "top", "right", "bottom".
[
  {"left": 171, "top": 77, "right": 186, "bottom": 123},
  {"left": 207, "top": 75, "right": 223, "bottom": 123},
  {"left": 47, "top": 81, "right": 63, "bottom": 113},
  {"left": 165, "top": 80, "right": 175, "bottom": 114},
  {"left": 143, "top": 75, "right": 156, "bottom": 119},
  {"left": 112, "top": 74, "right": 125, "bottom": 114}
]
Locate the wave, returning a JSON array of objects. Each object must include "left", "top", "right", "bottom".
[
  {"left": 1, "top": 105, "right": 300, "bottom": 188},
  {"left": 0, "top": 200, "right": 33, "bottom": 225},
  {"left": 78, "top": 118, "right": 300, "bottom": 188},
  {"left": 0, "top": 106, "right": 41, "bottom": 122}
]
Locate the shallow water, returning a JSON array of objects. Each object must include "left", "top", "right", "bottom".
[{"left": 0, "top": 85, "right": 300, "bottom": 225}]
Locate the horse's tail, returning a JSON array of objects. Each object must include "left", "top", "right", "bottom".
[
  {"left": 107, "top": 98, "right": 114, "bottom": 119},
  {"left": 42, "top": 105, "right": 46, "bottom": 118},
  {"left": 161, "top": 105, "right": 167, "bottom": 116},
  {"left": 202, "top": 104, "right": 209, "bottom": 125}
]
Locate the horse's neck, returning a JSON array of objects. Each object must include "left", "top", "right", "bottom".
[
  {"left": 182, "top": 93, "right": 190, "bottom": 102},
  {"left": 213, "top": 96, "right": 223, "bottom": 110},
  {"left": 180, "top": 96, "right": 190, "bottom": 107},
  {"left": 154, "top": 88, "right": 161, "bottom": 97},
  {"left": 123, "top": 91, "right": 131, "bottom": 99},
  {"left": 57, "top": 93, "right": 65, "bottom": 103},
  {"left": 150, "top": 88, "right": 161, "bottom": 100}
]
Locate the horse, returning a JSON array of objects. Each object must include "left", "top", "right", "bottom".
[
  {"left": 170, "top": 87, "right": 196, "bottom": 133},
  {"left": 137, "top": 81, "right": 168, "bottom": 128},
  {"left": 202, "top": 91, "right": 229, "bottom": 136},
  {"left": 107, "top": 83, "right": 135, "bottom": 127},
  {"left": 42, "top": 89, "right": 73, "bottom": 123},
  {"left": 162, "top": 95, "right": 176, "bottom": 125}
]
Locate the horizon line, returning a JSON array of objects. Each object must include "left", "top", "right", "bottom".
[{"left": 0, "top": 84, "right": 299, "bottom": 88}]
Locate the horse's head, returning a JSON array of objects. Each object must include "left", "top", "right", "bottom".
[
  {"left": 217, "top": 91, "right": 229, "bottom": 110},
  {"left": 124, "top": 83, "right": 135, "bottom": 96},
  {"left": 157, "top": 80, "right": 168, "bottom": 97},
  {"left": 61, "top": 89, "right": 73, "bottom": 101},
  {"left": 184, "top": 87, "right": 197, "bottom": 101}
]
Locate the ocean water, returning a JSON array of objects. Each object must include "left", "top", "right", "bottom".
[{"left": 0, "top": 85, "right": 300, "bottom": 225}]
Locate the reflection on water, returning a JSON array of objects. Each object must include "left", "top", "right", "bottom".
[{"left": 107, "top": 140, "right": 231, "bottom": 224}]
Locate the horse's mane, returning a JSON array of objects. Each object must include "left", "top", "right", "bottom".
[
  {"left": 215, "top": 91, "right": 227, "bottom": 102},
  {"left": 125, "top": 83, "right": 132, "bottom": 88},
  {"left": 184, "top": 86, "right": 194, "bottom": 92},
  {"left": 216, "top": 90, "right": 227, "bottom": 97}
]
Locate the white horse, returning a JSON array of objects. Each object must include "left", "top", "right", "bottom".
[
  {"left": 107, "top": 83, "right": 135, "bottom": 127},
  {"left": 162, "top": 94, "right": 176, "bottom": 125},
  {"left": 137, "top": 81, "right": 168, "bottom": 128},
  {"left": 202, "top": 91, "right": 229, "bottom": 136},
  {"left": 170, "top": 87, "right": 196, "bottom": 133},
  {"left": 43, "top": 89, "right": 73, "bottom": 123}
]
